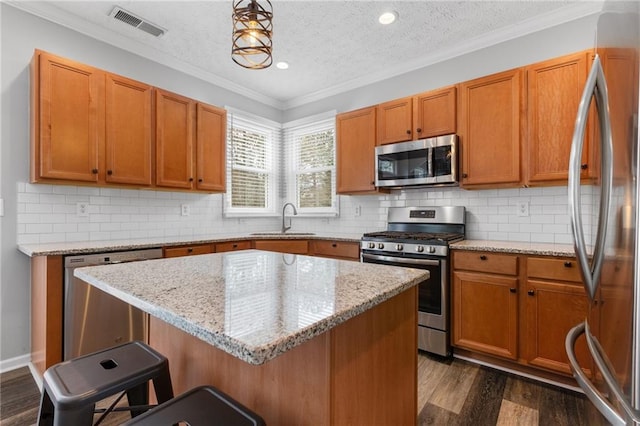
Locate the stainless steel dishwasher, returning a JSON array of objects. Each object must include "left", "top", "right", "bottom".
[{"left": 63, "top": 248, "right": 163, "bottom": 360}]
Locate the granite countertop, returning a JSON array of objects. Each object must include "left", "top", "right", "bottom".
[
  {"left": 18, "top": 233, "right": 362, "bottom": 257},
  {"left": 74, "top": 249, "right": 428, "bottom": 365},
  {"left": 451, "top": 240, "right": 576, "bottom": 257}
]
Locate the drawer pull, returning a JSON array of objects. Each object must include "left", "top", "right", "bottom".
[
  {"left": 564, "top": 261, "right": 573, "bottom": 268},
  {"left": 233, "top": 244, "right": 238, "bottom": 248},
  {"left": 527, "top": 289, "right": 535, "bottom": 296},
  {"left": 332, "top": 243, "right": 337, "bottom": 248},
  {"left": 479, "top": 255, "right": 487, "bottom": 260},
  {"left": 509, "top": 288, "right": 516, "bottom": 293},
  {"left": 187, "top": 248, "right": 193, "bottom": 253}
]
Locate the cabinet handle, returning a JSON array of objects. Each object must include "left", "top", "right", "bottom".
[
  {"left": 509, "top": 288, "right": 516, "bottom": 293},
  {"left": 527, "top": 289, "right": 535, "bottom": 296},
  {"left": 232, "top": 244, "right": 238, "bottom": 248},
  {"left": 107, "top": 170, "right": 113, "bottom": 175},
  {"left": 91, "top": 168, "right": 98, "bottom": 174},
  {"left": 406, "top": 129, "right": 411, "bottom": 135},
  {"left": 189, "top": 177, "right": 194, "bottom": 182},
  {"left": 416, "top": 128, "right": 422, "bottom": 133},
  {"left": 371, "top": 181, "right": 375, "bottom": 185},
  {"left": 332, "top": 243, "right": 337, "bottom": 248},
  {"left": 564, "top": 261, "right": 573, "bottom": 268},
  {"left": 581, "top": 164, "right": 588, "bottom": 170},
  {"left": 198, "top": 178, "right": 203, "bottom": 183},
  {"left": 187, "top": 248, "right": 193, "bottom": 253},
  {"left": 479, "top": 255, "right": 487, "bottom": 260},
  {"left": 462, "top": 173, "right": 468, "bottom": 178}
]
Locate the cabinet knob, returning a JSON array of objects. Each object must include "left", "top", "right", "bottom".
[
  {"left": 187, "top": 248, "right": 193, "bottom": 253},
  {"left": 581, "top": 164, "right": 588, "bottom": 170},
  {"left": 406, "top": 130, "right": 411, "bottom": 135},
  {"left": 564, "top": 261, "right": 572, "bottom": 268},
  {"left": 509, "top": 287, "right": 516, "bottom": 293},
  {"left": 527, "top": 289, "right": 535, "bottom": 296},
  {"left": 479, "top": 255, "right": 487, "bottom": 260},
  {"left": 371, "top": 181, "right": 375, "bottom": 185},
  {"left": 332, "top": 243, "right": 337, "bottom": 248},
  {"left": 416, "top": 128, "right": 422, "bottom": 133},
  {"left": 107, "top": 170, "right": 113, "bottom": 175},
  {"left": 91, "top": 168, "right": 98, "bottom": 174},
  {"left": 462, "top": 173, "right": 468, "bottom": 178},
  {"left": 232, "top": 244, "right": 238, "bottom": 248},
  {"left": 189, "top": 177, "right": 194, "bottom": 182},
  {"left": 198, "top": 178, "right": 203, "bottom": 183}
]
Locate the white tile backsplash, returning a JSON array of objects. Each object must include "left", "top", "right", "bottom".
[{"left": 16, "top": 182, "right": 595, "bottom": 245}]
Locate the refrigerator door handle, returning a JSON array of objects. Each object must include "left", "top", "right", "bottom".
[
  {"left": 566, "top": 322, "right": 626, "bottom": 426},
  {"left": 568, "top": 54, "right": 613, "bottom": 300}
]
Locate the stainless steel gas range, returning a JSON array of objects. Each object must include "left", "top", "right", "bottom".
[{"left": 360, "top": 206, "right": 465, "bottom": 356}]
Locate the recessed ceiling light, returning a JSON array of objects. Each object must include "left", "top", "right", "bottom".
[
  {"left": 276, "top": 61, "right": 289, "bottom": 70},
  {"left": 378, "top": 11, "right": 398, "bottom": 25}
]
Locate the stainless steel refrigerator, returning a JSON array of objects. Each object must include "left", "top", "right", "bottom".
[{"left": 565, "top": 1, "right": 639, "bottom": 425}]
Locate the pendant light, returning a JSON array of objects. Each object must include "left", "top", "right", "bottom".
[{"left": 232, "top": 0, "right": 273, "bottom": 69}]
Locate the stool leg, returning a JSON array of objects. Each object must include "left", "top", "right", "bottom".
[
  {"left": 126, "top": 384, "right": 149, "bottom": 418},
  {"left": 37, "top": 389, "right": 54, "bottom": 426},
  {"left": 152, "top": 362, "right": 174, "bottom": 404},
  {"left": 54, "top": 405, "right": 94, "bottom": 426}
]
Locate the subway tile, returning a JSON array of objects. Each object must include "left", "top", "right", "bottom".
[
  {"left": 53, "top": 223, "right": 78, "bottom": 233},
  {"left": 25, "top": 204, "right": 52, "bottom": 214},
  {"left": 66, "top": 232, "right": 90, "bottom": 242},
  {"left": 26, "top": 183, "right": 52, "bottom": 194},
  {"left": 89, "top": 196, "right": 111, "bottom": 205},
  {"left": 25, "top": 224, "right": 53, "bottom": 234}
]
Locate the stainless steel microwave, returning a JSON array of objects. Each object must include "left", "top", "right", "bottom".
[{"left": 375, "top": 134, "right": 458, "bottom": 188}]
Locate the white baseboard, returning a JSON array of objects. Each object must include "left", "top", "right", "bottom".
[
  {"left": 28, "top": 362, "right": 44, "bottom": 392},
  {"left": 0, "top": 353, "right": 31, "bottom": 374}
]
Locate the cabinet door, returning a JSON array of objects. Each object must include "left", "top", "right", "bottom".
[
  {"left": 35, "top": 51, "right": 102, "bottom": 182},
  {"left": 376, "top": 97, "right": 413, "bottom": 144},
  {"left": 413, "top": 86, "right": 456, "bottom": 139},
  {"left": 105, "top": 74, "right": 153, "bottom": 186},
  {"left": 458, "top": 69, "right": 523, "bottom": 186},
  {"left": 253, "top": 240, "right": 308, "bottom": 254},
  {"left": 527, "top": 52, "right": 589, "bottom": 183},
  {"left": 452, "top": 271, "right": 518, "bottom": 359},
  {"left": 336, "top": 107, "right": 377, "bottom": 193},
  {"left": 524, "top": 280, "right": 592, "bottom": 376},
  {"left": 156, "top": 89, "right": 194, "bottom": 189},
  {"left": 196, "top": 103, "right": 226, "bottom": 192}
]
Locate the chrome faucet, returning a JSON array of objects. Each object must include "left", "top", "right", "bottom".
[{"left": 281, "top": 202, "right": 298, "bottom": 233}]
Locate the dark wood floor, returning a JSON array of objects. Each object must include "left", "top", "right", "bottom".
[{"left": 1, "top": 353, "right": 607, "bottom": 425}]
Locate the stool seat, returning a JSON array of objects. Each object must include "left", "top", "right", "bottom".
[
  {"left": 122, "top": 385, "right": 266, "bottom": 426},
  {"left": 38, "top": 341, "right": 173, "bottom": 426}
]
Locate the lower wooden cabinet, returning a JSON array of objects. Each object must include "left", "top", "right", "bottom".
[
  {"left": 163, "top": 244, "right": 213, "bottom": 258},
  {"left": 253, "top": 240, "right": 308, "bottom": 254},
  {"left": 309, "top": 240, "right": 360, "bottom": 260}
]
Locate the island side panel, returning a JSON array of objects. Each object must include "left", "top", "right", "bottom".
[
  {"left": 148, "top": 317, "right": 332, "bottom": 425},
  {"left": 330, "top": 286, "right": 418, "bottom": 425}
]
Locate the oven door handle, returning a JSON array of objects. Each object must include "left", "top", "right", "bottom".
[{"left": 362, "top": 253, "right": 440, "bottom": 267}]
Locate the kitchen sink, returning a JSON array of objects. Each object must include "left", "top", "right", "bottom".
[{"left": 251, "top": 232, "right": 316, "bottom": 236}]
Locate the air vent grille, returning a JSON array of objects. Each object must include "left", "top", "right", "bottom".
[{"left": 109, "top": 6, "right": 166, "bottom": 37}]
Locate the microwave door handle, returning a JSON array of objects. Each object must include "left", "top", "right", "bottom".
[
  {"left": 568, "top": 54, "right": 613, "bottom": 301},
  {"left": 427, "top": 147, "right": 434, "bottom": 177}
]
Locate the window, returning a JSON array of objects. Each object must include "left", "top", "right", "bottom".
[
  {"left": 224, "top": 111, "right": 280, "bottom": 216},
  {"left": 284, "top": 114, "right": 338, "bottom": 216}
]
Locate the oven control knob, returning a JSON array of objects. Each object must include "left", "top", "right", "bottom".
[
  {"left": 368, "top": 242, "right": 375, "bottom": 249},
  {"left": 378, "top": 243, "right": 385, "bottom": 249},
  {"left": 416, "top": 246, "right": 424, "bottom": 253},
  {"left": 428, "top": 246, "right": 436, "bottom": 254},
  {"left": 396, "top": 244, "right": 403, "bottom": 251}
]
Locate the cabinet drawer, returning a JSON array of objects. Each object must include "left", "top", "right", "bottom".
[
  {"left": 311, "top": 240, "right": 360, "bottom": 260},
  {"left": 253, "top": 240, "right": 308, "bottom": 254},
  {"left": 163, "top": 244, "right": 213, "bottom": 258},
  {"left": 527, "top": 257, "right": 582, "bottom": 282},
  {"left": 215, "top": 241, "right": 251, "bottom": 253},
  {"left": 453, "top": 251, "right": 518, "bottom": 275}
]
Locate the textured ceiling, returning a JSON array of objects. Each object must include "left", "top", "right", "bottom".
[{"left": 13, "top": 1, "right": 602, "bottom": 109}]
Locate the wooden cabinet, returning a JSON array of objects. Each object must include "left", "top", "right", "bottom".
[
  {"left": 526, "top": 52, "right": 591, "bottom": 184},
  {"left": 310, "top": 240, "right": 360, "bottom": 260},
  {"left": 376, "top": 97, "right": 413, "bottom": 145},
  {"left": 458, "top": 68, "right": 523, "bottom": 187},
  {"left": 105, "top": 73, "right": 153, "bottom": 186},
  {"left": 31, "top": 50, "right": 103, "bottom": 183},
  {"left": 253, "top": 240, "right": 308, "bottom": 254},
  {"left": 195, "top": 103, "right": 226, "bottom": 191},
  {"left": 413, "top": 86, "right": 457, "bottom": 139},
  {"left": 524, "top": 257, "right": 592, "bottom": 376},
  {"left": 215, "top": 240, "right": 251, "bottom": 253},
  {"left": 163, "top": 244, "right": 213, "bottom": 258},
  {"left": 336, "top": 107, "right": 379, "bottom": 194},
  {"left": 452, "top": 251, "right": 519, "bottom": 360}
]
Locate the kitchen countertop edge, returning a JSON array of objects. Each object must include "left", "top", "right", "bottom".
[{"left": 451, "top": 240, "right": 576, "bottom": 257}]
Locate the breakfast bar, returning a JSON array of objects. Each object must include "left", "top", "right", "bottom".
[{"left": 74, "top": 249, "right": 428, "bottom": 425}]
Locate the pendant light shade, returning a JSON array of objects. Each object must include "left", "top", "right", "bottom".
[{"left": 232, "top": 0, "right": 273, "bottom": 69}]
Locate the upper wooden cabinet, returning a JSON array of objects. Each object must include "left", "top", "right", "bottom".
[
  {"left": 413, "top": 86, "right": 457, "bottom": 139},
  {"left": 196, "top": 103, "right": 227, "bottom": 192},
  {"left": 376, "top": 86, "right": 457, "bottom": 145},
  {"left": 376, "top": 97, "right": 413, "bottom": 144},
  {"left": 458, "top": 68, "right": 523, "bottom": 187},
  {"left": 336, "top": 107, "right": 379, "bottom": 194},
  {"left": 31, "top": 50, "right": 103, "bottom": 183},
  {"left": 526, "top": 52, "right": 590, "bottom": 184},
  {"left": 105, "top": 73, "right": 153, "bottom": 186}
]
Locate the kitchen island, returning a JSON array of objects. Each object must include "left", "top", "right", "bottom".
[{"left": 74, "top": 249, "right": 428, "bottom": 425}]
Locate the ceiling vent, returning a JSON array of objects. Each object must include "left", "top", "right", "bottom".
[{"left": 109, "top": 6, "right": 166, "bottom": 37}]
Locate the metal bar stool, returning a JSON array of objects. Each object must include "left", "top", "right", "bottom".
[
  {"left": 37, "top": 341, "right": 174, "bottom": 426},
  {"left": 122, "top": 385, "right": 266, "bottom": 426}
]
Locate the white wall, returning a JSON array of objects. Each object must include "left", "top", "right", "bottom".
[{"left": 1, "top": 3, "right": 599, "bottom": 366}]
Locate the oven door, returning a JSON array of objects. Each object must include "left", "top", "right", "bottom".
[{"left": 361, "top": 252, "right": 446, "bottom": 331}]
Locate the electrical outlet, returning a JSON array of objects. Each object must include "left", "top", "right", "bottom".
[
  {"left": 181, "top": 204, "right": 190, "bottom": 216},
  {"left": 0, "top": 199, "right": 4, "bottom": 217},
  {"left": 76, "top": 202, "right": 89, "bottom": 217},
  {"left": 354, "top": 205, "right": 361, "bottom": 217},
  {"left": 516, "top": 201, "right": 529, "bottom": 217}
]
